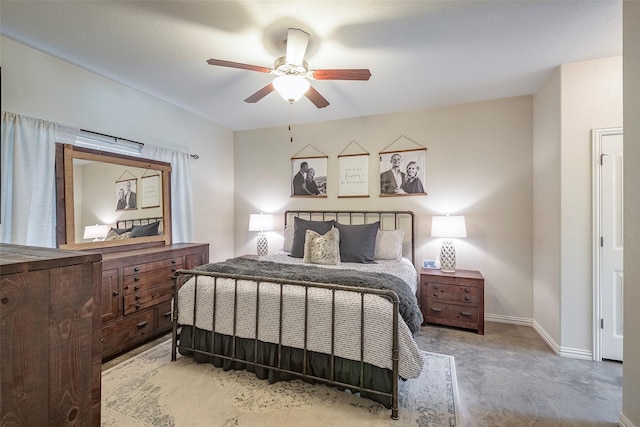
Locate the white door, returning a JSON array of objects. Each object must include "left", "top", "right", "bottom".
[{"left": 601, "top": 132, "right": 623, "bottom": 361}]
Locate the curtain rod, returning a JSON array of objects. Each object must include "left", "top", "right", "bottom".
[{"left": 79, "top": 128, "right": 199, "bottom": 159}]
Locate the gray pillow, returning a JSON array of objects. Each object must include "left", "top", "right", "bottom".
[
  {"left": 130, "top": 221, "right": 160, "bottom": 238},
  {"left": 290, "top": 217, "right": 335, "bottom": 258},
  {"left": 335, "top": 221, "right": 380, "bottom": 263}
]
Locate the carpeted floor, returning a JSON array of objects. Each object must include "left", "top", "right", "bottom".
[{"left": 101, "top": 339, "right": 460, "bottom": 427}]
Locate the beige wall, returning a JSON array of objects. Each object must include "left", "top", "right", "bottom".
[
  {"left": 0, "top": 36, "right": 235, "bottom": 261},
  {"left": 623, "top": 1, "right": 640, "bottom": 425},
  {"left": 560, "top": 57, "right": 623, "bottom": 355},
  {"left": 235, "top": 96, "right": 534, "bottom": 321},
  {"left": 532, "top": 67, "right": 562, "bottom": 346}
]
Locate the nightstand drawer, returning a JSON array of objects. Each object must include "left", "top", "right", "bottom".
[
  {"left": 426, "top": 282, "right": 478, "bottom": 304},
  {"left": 425, "top": 302, "right": 479, "bottom": 323}
]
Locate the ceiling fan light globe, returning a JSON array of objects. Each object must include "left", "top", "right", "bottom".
[{"left": 273, "top": 75, "right": 310, "bottom": 103}]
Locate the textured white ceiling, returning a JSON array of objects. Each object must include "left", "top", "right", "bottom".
[{"left": 0, "top": 1, "right": 622, "bottom": 131}]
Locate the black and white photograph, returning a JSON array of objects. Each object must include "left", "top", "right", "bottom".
[
  {"left": 379, "top": 149, "right": 426, "bottom": 196},
  {"left": 116, "top": 178, "right": 137, "bottom": 210},
  {"left": 291, "top": 157, "right": 327, "bottom": 197}
]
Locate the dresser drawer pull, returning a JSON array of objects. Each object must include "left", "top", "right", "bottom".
[
  {"left": 432, "top": 284, "right": 438, "bottom": 290},
  {"left": 134, "top": 285, "right": 140, "bottom": 291},
  {"left": 134, "top": 267, "right": 140, "bottom": 272},
  {"left": 112, "top": 291, "right": 119, "bottom": 296},
  {"left": 172, "top": 260, "right": 177, "bottom": 264},
  {"left": 464, "top": 288, "right": 470, "bottom": 293},
  {"left": 171, "top": 268, "right": 177, "bottom": 273},
  {"left": 163, "top": 311, "right": 172, "bottom": 318},
  {"left": 135, "top": 304, "right": 141, "bottom": 310},
  {"left": 136, "top": 321, "right": 148, "bottom": 329},
  {"left": 134, "top": 277, "right": 140, "bottom": 282},
  {"left": 135, "top": 295, "right": 141, "bottom": 300},
  {"left": 461, "top": 312, "right": 472, "bottom": 317},
  {"left": 430, "top": 307, "right": 442, "bottom": 313},
  {"left": 464, "top": 296, "right": 470, "bottom": 301},
  {"left": 433, "top": 293, "right": 438, "bottom": 297}
]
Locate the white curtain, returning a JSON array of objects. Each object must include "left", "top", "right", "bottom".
[
  {"left": 1, "top": 112, "right": 79, "bottom": 247},
  {"left": 141, "top": 144, "right": 193, "bottom": 243}
]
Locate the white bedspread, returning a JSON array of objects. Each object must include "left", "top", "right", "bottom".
[{"left": 177, "top": 256, "right": 424, "bottom": 379}]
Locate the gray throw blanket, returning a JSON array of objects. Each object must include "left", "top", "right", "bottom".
[{"left": 186, "top": 258, "right": 423, "bottom": 334}]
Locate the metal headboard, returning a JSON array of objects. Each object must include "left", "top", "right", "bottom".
[
  {"left": 283, "top": 210, "right": 415, "bottom": 265},
  {"left": 116, "top": 216, "right": 162, "bottom": 229}
]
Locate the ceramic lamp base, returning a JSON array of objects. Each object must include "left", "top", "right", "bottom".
[
  {"left": 256, "top": 232, "right": 268, "bottom": 257},
  {"left": 439, "top": 240, "right": 456, "bottom": 273}
]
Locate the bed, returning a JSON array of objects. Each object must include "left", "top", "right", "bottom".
[{"left": 171, "top": 210, "right": 424, "bottom": 420}]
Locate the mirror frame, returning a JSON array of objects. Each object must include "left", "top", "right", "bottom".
[{"left": 55, "top": 143, "right": 172, "bottom": 251}]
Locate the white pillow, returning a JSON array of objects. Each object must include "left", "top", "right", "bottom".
[
  {"left": 283, "top": 224, "right": 294, "bottom": 252},
  {"left": 374, "top": 229, "right": 404, "bottom": 260},
  {"left": 303, "top": 228, "right": 341, "bottom": 265}
]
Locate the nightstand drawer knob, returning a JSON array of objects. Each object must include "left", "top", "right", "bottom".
[
  {"left": 433, "top": 293, "right": 438, "bottom": 297},
  {"left": 461, "top": 311, "right": 472, "bottom": 317},
  {"left": 465, "top": 296, "right": 470, "bottom": 301},
  {"left": 134, "top": 267, "right": 140, "bottom": 272},
  {"left": 432, "top": 285, "right": 439, "bottom": 290},
  {"left": 134, "top": 277, "right": 140, "bottom": 282},
  {"left": 163, "top": 311, "right": 172, "bottom": 317},
  {"left": 112, "top": 291, "right": 119, "bottom": 296},
  {"left": 464, "top": 288, "right": 470, "bottom": 293},
  {"left": 134, "top": 285, "right": 140, "bottom": 291},
  {"left": 135, "top": 295, "right": 141, "bottom": 300},
  {"left": 431, "top": 307, "right": 442, "bottom": 313}
]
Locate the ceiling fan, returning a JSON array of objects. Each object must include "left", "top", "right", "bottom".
[{"left": 206, "top": 28, "right": 371, "bottom": 108}]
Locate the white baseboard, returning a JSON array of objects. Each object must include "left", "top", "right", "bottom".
[
  {"left": 619, "top": 413, "right": 637, "bottom": 427},
  {"left": 486, "top": 315, "right": 593, "bottom": 360}
]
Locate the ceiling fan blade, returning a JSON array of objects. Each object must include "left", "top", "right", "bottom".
[
  {"left": 207, "top": 59, "right": 272, "bottom": 74},
  {"left": 305, "top": 86, "right": 330, "bottom": 109},
  {"left": 244, "top": 83, "right": 275, "bottom": 103},
  {"left": 285, "top": 28, "right": 310, "bottom": 67},
  {"left": 311, "top": 69, "right": 372, "bottom": 81}
]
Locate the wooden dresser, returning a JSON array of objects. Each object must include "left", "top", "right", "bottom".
[
  {"left": 420, "top": 268, "right": 485, "bottom": 334},
  {"left": 1, "top": 244, "right": 102, "bottom": 426},
  {"left": 100, "top": 243, "right": 209, "bottom": 360}
]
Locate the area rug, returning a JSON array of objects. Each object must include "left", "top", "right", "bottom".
[{"left": 101, "top": 340, "right": 460, "bottom": 427}]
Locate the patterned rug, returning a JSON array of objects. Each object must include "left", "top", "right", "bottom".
[{"left": 101, "top": 340, "right": 460, "bottom": 427}]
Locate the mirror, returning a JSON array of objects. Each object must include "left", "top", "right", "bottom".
[{"left": 56, "top": 144, "right": 172, "bottom": 251}]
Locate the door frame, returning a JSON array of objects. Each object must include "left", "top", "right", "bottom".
[{"left": 591, "top": 127, "right": 623, "bottom": 362}]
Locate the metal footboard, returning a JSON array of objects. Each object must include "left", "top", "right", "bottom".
[{"left": 171, "top": 269, "right": 401, "bottom": 420}]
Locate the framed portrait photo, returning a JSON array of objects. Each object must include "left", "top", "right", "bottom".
[
  {"left": 379, "top": 148, "right": 427, "bottom": 196},
  {"left": 291, "top": 156, "right": 328, "bottom": 197},
  {"left": 116, "top": 178, "right": 138, "bottom": 210}
]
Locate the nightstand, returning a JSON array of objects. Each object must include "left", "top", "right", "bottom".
[{"left": 420, "top": 268, "right": 485, "bottom": 334}]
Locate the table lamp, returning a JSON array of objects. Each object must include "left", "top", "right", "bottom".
[
  {"left": 430, "top": 215, "right": 467, "bottom": 273},
  {"left": 248, "top": 213, "right": 274, "bottom": 256},
  {"left": 83, "top": 224, "right": 110, "bottom": 242}
]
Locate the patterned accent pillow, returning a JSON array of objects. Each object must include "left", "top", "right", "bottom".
[
  {"left": 282, "top": 224, "right": 294, "bottom": 252},
  {"left": 374, "top": 229, "right": 405, "bottom": 260},
  {"left": 303, "top": 228, "right": 341, "bottom": 265},
  {"left": 105, "top": 230, "right": 132, "bottom": 241}
]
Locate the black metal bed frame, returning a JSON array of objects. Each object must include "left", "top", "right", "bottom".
[
  {"left": 116, "top": 216, "right": 162, "bottom": 229},
  {"left": 171, "top": 210, "right": 415, "bottom": 420}
]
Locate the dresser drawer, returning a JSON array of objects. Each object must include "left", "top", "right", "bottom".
[
  {"left": 156, "top": 300, "right": 173, "bottom": 330},
  {"left": 123, "top": 257, "right": 182, "bottom": 276},
  {"left": 425, "top": 302, "right": 479, "bottom": 324},
  {"left": 102, "top": 310, "right": 155, "bottom": 357},
  {"left": 425, "top": 282, "right": 478, "bottom": 304},
  {"left": 123, "top": 282, "right": 173, "bottom": 315},
  {"left": 123, "top": 267, "right": 177, "bottom": 295}
]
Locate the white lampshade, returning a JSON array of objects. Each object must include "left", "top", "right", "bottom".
[
  {"left": 273, "top": 75, "right": 310, "bottom": 103},
  {"left": 83, "top": 224, "right": 110, "bottom": 241},
  {"left": 430, "top": 215, "right": 467, "bottom": 238},
  {"left": 248, "top": 213, "right": 274, "bottom": 232}
]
